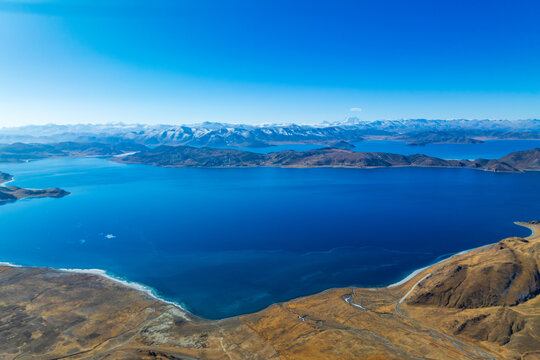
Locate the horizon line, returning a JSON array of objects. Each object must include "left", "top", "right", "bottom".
[{"left": 1, "top": 118, "right": 540, "bottom": 130}]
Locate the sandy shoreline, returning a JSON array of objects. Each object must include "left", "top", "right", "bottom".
[
  {"left": 58, "top": 268, "right": 188, "bottom": 311},
  {"left": 516, "top": 221, "right": 538, "bottom": 238},
  {"left": 387, "top": 244, "right": 485, "bottom": 287},
  {"left": 389, "top": 221, "right": 538, "bottom": 288},
  {"left": 0, "top": 178, "right": 14, "bottom": 187},
  {"left": 0, "top": 262, "right": 188, "bottom": 312}
]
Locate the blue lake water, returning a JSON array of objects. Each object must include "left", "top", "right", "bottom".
[
  {"left": 229, "top": 140, "right": 540, "bottom": 159},
  {"left": 0, "top": 157, "right": 539, "bottom": 319},
  {"left": 349, "top": 140, "right": 540, "bottom": 159}
]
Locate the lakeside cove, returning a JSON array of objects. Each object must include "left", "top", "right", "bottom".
[{"left": 1, "top": 221, "right": 539, "bottom": 359}]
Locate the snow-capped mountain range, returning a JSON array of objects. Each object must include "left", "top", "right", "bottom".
[{"left": 0, "top": 118, "right": 539, "bottom": 147}]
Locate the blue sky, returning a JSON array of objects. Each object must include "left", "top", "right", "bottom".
[{"left": 0, "top": 0, "right": 539, "bottom": 126}]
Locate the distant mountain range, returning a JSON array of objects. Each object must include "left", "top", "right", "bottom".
[
  {"left": 1, "top": 141, "right": 538, "bottom": 173},
  {"left": 1, "top": 119, "right": 539, "bottom": 147},
  {"left": 114, "top": 146, "right": 540, "bottom": 173},
  {"left": 0, "top": 142, "right": 145, "bottom": 163}
]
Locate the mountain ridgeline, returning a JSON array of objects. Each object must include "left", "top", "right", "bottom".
[
  {"left": 0, "top": 119, "right": 539, "bottom": 147},
  {"left": 115, "top": 145, "right": 540, "bottom": 173},
  {"left": 0, "top": 141, "right": 538, "bottom": 172}
]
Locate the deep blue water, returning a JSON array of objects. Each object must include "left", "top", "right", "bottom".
[
  {"left": 0, "top": 157, "right": 538, "bottom": 319},
  {"left": 349, "top": 140, "right": 540, "bottom": 159},
  {"left": 229, "top": 140, "right": 540, "bottom": 159}
]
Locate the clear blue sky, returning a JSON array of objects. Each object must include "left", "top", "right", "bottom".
[{"left": 0, "top": 0, "right": 539, "bottom": 126}]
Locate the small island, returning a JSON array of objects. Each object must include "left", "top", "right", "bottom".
[{"left": 0, "top": 171, "right": 70, "bottom": 205}]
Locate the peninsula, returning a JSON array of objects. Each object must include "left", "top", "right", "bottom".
[
  {"left": 1, "top": 221, "right": 539, "bottom": 359},
  {"left": 114, "top": 146, "right": 540, "bottom": 173},
  {"left": 0, "top": 171, "right": 69, "bottom": 205},
  {"left": 0, "top": 142, "right": 146, "bottom": 163},
  {"left": 1, "top": 141, "right": 539, "bottom": 173}
]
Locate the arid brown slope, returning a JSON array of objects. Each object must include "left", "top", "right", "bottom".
[
  {"left": 1, "top": 222, "right": 539, "bottom": 359},
  {"left": 401, "top": 221, "right": 540, "bottom": 358},
  {"left": 0, "top": 267, "right": 196, "bottom": 360},
  {"left": 408, "top": 236, "right": 540, "bottom": 309}
]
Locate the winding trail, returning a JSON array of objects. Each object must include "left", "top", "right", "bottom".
[
  {"left": 394, "top": 270, "right": 495, "bottom": 359},
  {"left": 343, "top": 267, "right": 496, "bottom": 359}
]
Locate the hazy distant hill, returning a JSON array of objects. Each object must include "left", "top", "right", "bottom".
[
  {"left": 1, "top": 119, "right": 539, "bottom": 147},
  {"left": 1, "top": 140, "right": 538, "bottom": 173},
  {"left": 0, "top": 142, "right": 146, "bottom": 163}
]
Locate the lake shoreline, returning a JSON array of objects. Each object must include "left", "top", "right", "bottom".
[
  {"left": 1, "top": 221, "right": 535, "bottom": 320},
  {"left": 1, "top": 157, "right": 538, "bottom": 319}
]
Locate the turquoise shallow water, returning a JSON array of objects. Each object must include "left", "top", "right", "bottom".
[{"left": 0, "top": 155, "right": 539, "bottom": 319}]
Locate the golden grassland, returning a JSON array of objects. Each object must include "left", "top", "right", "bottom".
[{"left": 1, "top": 222, "right": 539, "bottom": 359}]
